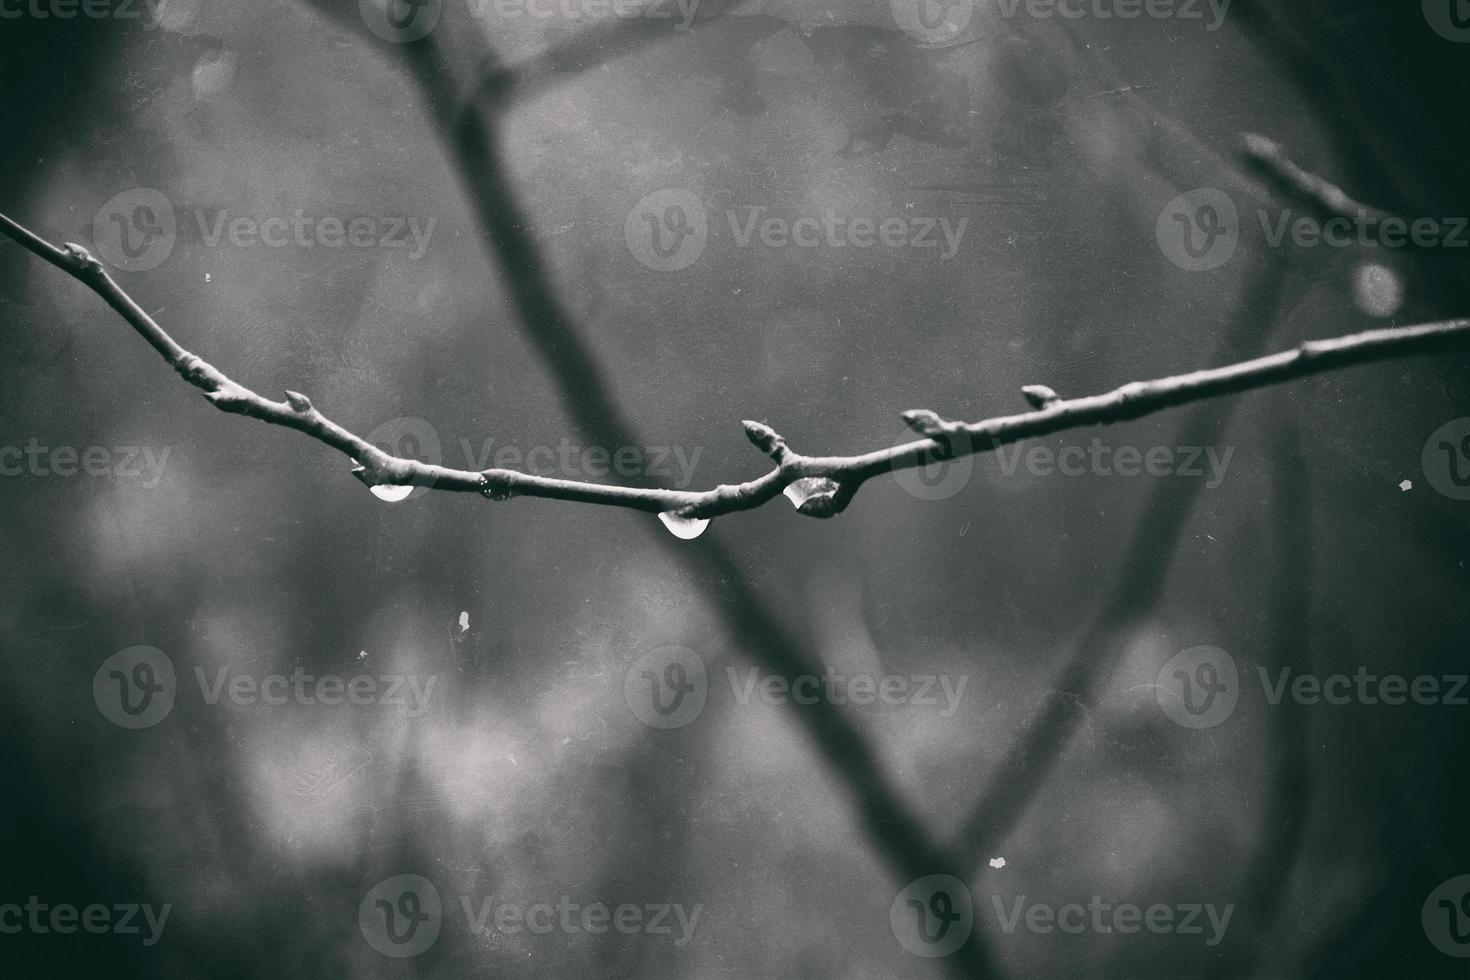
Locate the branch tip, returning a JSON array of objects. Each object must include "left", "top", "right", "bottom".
[{"left": 1240, "top": 132, "right": 1278, "bottom": 158}]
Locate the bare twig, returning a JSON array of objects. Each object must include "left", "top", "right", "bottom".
[
  {"left": 1230, "top": 0, "right": 1435, "bottom": 221},
  {"left": 4, "top": 210, "right": 1468, "bottom": 524},
  {"left": 1241, "top": 132, "right": 1394, "bottom": 226}
]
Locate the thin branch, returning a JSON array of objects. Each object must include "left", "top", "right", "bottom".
[
  {"left": 1241, "top": 132, "right": 1394, "bottom": 226},
  {"left": 4, "top": 210, "right": 1469, "bottom": 524}
]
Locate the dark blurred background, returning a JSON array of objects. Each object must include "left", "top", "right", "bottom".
[{"left": 1, "top": 0, "right": 1468, "bottom": 976}]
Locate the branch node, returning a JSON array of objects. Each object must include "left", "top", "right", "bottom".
[
  {"left": 61, "top": 242, "right": 105, "bottom": 279},
  {"left": 202, "top": 386, "right": 250, "bottom": 414},
  {"left": 174, "top": 352, "right": 213, "bottom": 388},
  {"left": 285, "top": 390, "right": 313, "bottom": 413},
  {"left": 479, "top": 472, "right": 516, "bottom": 501}
]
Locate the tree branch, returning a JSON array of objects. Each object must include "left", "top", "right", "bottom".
[
  {"left": 4, "top": 209, "right": 1468, "bottom": 525},
  {"left": 1241, "top": 132, "right": 1395, "bottom": 226}
]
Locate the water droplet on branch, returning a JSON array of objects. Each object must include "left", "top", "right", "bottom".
[
  {"left": 658, "top": 511, "right": 710, "bottom": 539},
  {"left": 370, "top": 484, "right": 414, "bottom": 503},
  {"left": 783, "top": 477, "right": 841, "bottom": 510}
]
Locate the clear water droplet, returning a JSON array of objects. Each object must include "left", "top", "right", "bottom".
[
  {"left": 370, "top": 484, "right": 414, "bottom": 503},
  {"left": 783, "top": 477, "right": 840, "bottom": 509},
  {"left": 658, "top": 511, "right": 710, "bottom": 539}
]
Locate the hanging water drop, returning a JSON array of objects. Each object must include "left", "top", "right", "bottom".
[
  {"left": 370, "top": 484, "right": 414, "bottom": 503},
  {"left": 783, "top": 477, "right": 840, "bottom": 510},
  {"left": 658, "top": 511, "right": 710, "bottom": 539}
]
